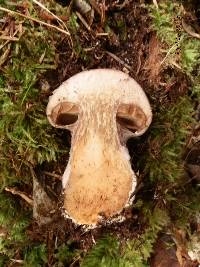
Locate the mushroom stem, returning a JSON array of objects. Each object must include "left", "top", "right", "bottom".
[{"left": 63, "top": 122, "right": 135, "bottom": 224}]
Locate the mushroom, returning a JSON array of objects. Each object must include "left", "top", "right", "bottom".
[{"left": 46, "top": 69, "right": 152, "bottom": 226}]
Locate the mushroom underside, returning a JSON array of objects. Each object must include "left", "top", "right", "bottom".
[{"left": 49, "top": 101, "right": 148, "bottom": 134}]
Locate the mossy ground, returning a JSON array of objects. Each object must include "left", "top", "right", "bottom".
[{"left": 0, "top": 0, "right": 200, "bottom": 266}]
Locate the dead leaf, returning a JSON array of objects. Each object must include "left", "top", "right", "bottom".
[
  {"left": 187, "top": 164, "right": 200, "bottom": 182},
  {"left": 144, "top": 34, "right": 162, "bottom": 84}
]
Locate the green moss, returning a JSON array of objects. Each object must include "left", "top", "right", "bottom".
[
  {"left": 0, "top": 5, "right": 66, "bottom": 264},
  {"left": 23, "top": 244, "right": 48, "bottom": 267},
  {"left": 55, "top": 242, "right": 81, "bottom": 266},
  {"left": 141, "top": 97, "right": 194, "bottom": 183},
  {"left": 81, "top": 208, "right": 169, "bottom": 267},
  {"left": 181, "top": 38, "right": 200, "bottom": 99},
  {"left": 0, "top": 25, "right": 65, "bottom": 188},
  {"left": 0, "top": 193, "right": 30, "bottom": 264},
  {"left": 150, "top": 1, "right": 200, "bottom": 97},
  {"left": 181, "top": 39, "right": 200, "bottom": 73},
  {"left": 81, "top": 236, "right": 121, "bottom": 267},
  {"left": 149, "top": 3, "right": 180, "bottom": 45},
  {"left": 0, "top": 193, "right": 30, "bottom": 236}
]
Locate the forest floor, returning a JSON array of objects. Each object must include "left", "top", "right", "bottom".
[{"left": 0, "top": 0, "right": 200, "bottom": 266}]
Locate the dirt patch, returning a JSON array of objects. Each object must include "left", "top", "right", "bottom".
[{"left": 150, "top": 234, "right": 199, "bottom": 267}]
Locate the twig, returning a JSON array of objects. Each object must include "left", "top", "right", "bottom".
[
  {"left": 88, "top": 0, "right": 101, "bottom": 16},
  {"left": 5, "top": 187, "right": 33, "bottom": 206},
  {"left": 99, "top": 0, "right": 106, "bottom": 25},
  {"left": 89, "top": 8, "right": 94, "bottom": 26},
  {"left": 10, "top": 259, "right": 24, "bottom": 264},
  {"left": 70, "top": 256, "right": 81, "bottom": 267},
  {"left": 129, "top": 181, "right": 144, "bottom": 199},
  {"left": 96, "top": 32, "right": 109, "bottom": 36},
  {"left": 116, "top": 0, "right": 129, "bottom": 10},
  {"left": 0, "top": 6, "right": 70, "bottom": 36},
  {"left": 0, "top": 36, "right": 19, "bottom": 41},
  {"left": 153, "top": 0, "right": 159, "bottom": 9},
  {"left": 105, "top": 51, "right": 132, "bottom": 71},
  {"left": 75, "top": 11, "right": 91, "bottom": 31},
  {"left": 0, "top": 25, "right": 24, "bottom": 50},
  {"left": 39, "top": 11, "right": 68, "bottom": 22},
  {"left": 182, "top": 20, "right": 200, "bottom": 40},
  {"left": 91, "top": 233, "right": 96, "bottom": 244},
  {"left": 169, "top": 60, "right": 182, "bottom": 70},
  {"left": 43, "top": 171, "right": 62, "bottom": 180},
  {"left": 0, "top": 44, "right": 11, "bottom": 67},
  {"left": 160, "top": 42, "right": 179, "bottom": 65},
  {"left": 136, "top": 49, "right": 142, "bottom": 75},
  {"left": 32, "top": 0, "right": 69, "bottom": 32}
]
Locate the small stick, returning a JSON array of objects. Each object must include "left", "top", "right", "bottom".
[
  {"left": 91, "top": 233, "right": 96, "bottom": 244},
  {"left": 5, "top": 187, "right": 33, "bottom": 206},
  {"left": 116, "top": 0, "right": 129, "bottom": 10},
  {"left": 182, "top": 20, "right": 200, "bottom": 40},
  {"left": 169, "top": 60, "right": 182, "bottom": 70},
  {"left": 76, "top": 11, "right": 91, "bottom": 31},
  {"left": 39, "top": 11, "right": 68, "bottom": 22},
  {"left": 0, "top": 36, "right": 19, "bottom": 41},
  {"left": 10, "top": 259, "right": 24, "bottom": 264},
  {"left": 105, "top": 51, "right": 132, "bottom": 71},
  {"left": 129, "top": 181, "right": 144, "bottom": 199},
  {"left": 153, "top": 0, "right": 159, "bottom": 9},
  {"left": 43, "top": 171, "right": 62, "bottom": 180},
  {"left": 88, "top": 0, "right": 101, "bottom": 16},
  {"left": 160, "top": 42, "right": 179, "bottom": 65},
  {"left": 0, "top": 6, "right": 70, "bottom": 36},
  {"left": 96, "top": 32, "right": 109, "bottom": 36},
  {"left": 0, "top": 44, "right": 11, "bottom": 67},
  {"left": 136, "top": 50, "right": 142, "bottom": 75},
  {"left": 70, "top": 256, "right": 81, "bottom": 267},
  {"left": 0, "top": 28, "right": 21, "bottom": 50},
  {"left": 32, "top": 0, "right": 69, "bottom": 32}
]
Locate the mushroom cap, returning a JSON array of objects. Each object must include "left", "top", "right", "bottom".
[
  {"left": 46, "top": 69, "right": 152, "bottom": 225},
  {"left": 46, "top": 69, "right": 152, "bottom": 137}
]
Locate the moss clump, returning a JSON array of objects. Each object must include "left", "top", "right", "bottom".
[
  {"left": 81, "top": 208, "right": 169, "bottom": 267},
  {"left": 149, "top": 2, "right": 180, "bottom": 45},
  {"left": 0, "top": 2, "right": 67, "bottom": 264},
  {"left": 150, "top": 2, "right": 200, "bottom": 97},
  {"left": 23, "top": 244, "right": 48, "bottom": 267},
  {"left": 142, "top": 97, "right": 194, "bottom": 183},
  {"left": 0, "top": 193, "right": 30, "bottom": 264},
  {"left": 0, "top": 19, "right": 66, "bottom": 189}
]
